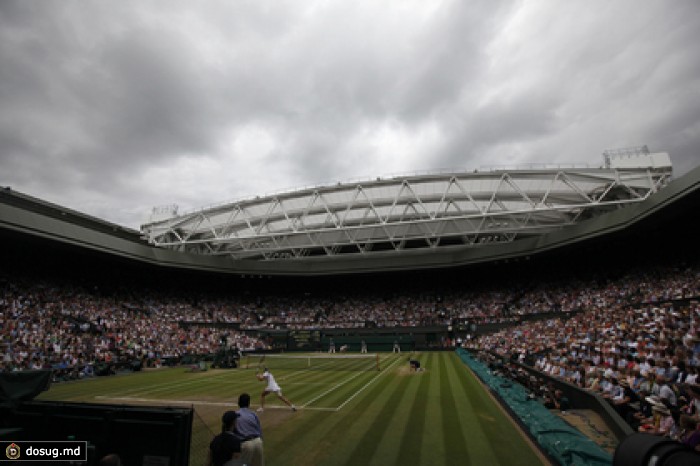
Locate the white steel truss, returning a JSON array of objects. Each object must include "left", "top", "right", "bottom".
[{"left": 142, "top": 153, "right": 672, "bottom": 261}]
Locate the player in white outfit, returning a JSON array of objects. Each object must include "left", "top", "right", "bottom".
[{"left": 256, "top": 368, "right": 296, "bottom": 412}]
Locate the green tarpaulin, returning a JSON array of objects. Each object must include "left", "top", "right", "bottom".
[
  {"left": 457, "top": 349, "right": 612, "bottom": 466},
  {"left": 0, "top": 370, "right": 52, "bottom": 409}
]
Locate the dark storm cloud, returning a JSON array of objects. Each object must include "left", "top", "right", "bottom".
[
  {"left": 81, "top": 31, "right": 220, "bottom": 164},
  {"left": 430, "top": 1, "right": 700, "bottom": 170},
  {"left": 0, "top": 0, "right": 698, "bottom": 227},
  {"left": 254, "top": 0, "right": 512, "bottom": 184}
]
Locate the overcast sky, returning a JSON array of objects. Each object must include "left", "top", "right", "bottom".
[{"left": 1, "top": 0, "right": 699, "bottom": 229}]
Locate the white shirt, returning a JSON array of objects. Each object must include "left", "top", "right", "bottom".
[
  {"left": 659, "top": 384, "right": 677, "bottom": 406},
  {"left": 263, "top": 370, "right": 281, "bottom": 392}
]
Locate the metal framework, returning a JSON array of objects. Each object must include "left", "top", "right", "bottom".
[{"left": 141, "top": 151, "right": 672, "bottom": 261}]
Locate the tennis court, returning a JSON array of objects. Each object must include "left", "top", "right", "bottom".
[{"left": 38, "top": 352, "right": 547, "bottom": 465}]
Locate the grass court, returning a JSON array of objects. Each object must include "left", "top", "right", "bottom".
[{"left": 38, "top": 352, "right": 547, "bottom": 465}]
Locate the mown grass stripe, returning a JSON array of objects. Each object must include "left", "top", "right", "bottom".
[
  {"left": 339, "top": 364, "right": 415, "bottom": 466},
  {"left": 272, "top": 369, "right": 332, "bottom": 406},
  {"left": 414, "top": 352, "right": 435, "bottom": 466},
  {"left": 398, "top": 352, "right": 431, "bottom": 466},
  {"left": 283, "top": 371, "right": 371, "bottom": 408},
  {"left": 107, "top": 369, "right": 235, "bottom": 396},
  {"left": 439, "top": 352, "right": 471, "bottom": 465},
  {"left": 313, "top": 370, "right": 403, "bottom": 465},
  {"left": 302, "top": 369, "right": 370, "bottom": 407},
  {"left": 448, "top": 354, "right": 501, "bottom": 464},
  {"left": 270, "top": 361, "right": 403, "bottom": 465},
  {"left": 276, "top": 379, "right": 392, "bottom": 464},
  {"left": 334, "top": 356, "right": 403, "bottom": 410},
  {"left": 38, "top": 353, "right": 546, "bottom": 466},
  {"left": 452, "top": 353, "right": 545, "bottom": 465}
]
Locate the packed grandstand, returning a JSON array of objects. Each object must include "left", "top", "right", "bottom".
[
  {"left": 2, "top": 261, "right": 699, "bottom": 373},
  {"left": 2, "top": 150, "right": 700, "bottom": 457}
]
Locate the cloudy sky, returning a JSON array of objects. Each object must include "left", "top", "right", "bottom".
[{"left": 1, "top": 0, "right": 699, "bottom": 229}]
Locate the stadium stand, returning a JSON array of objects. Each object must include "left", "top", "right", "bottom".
[{"left": 1, "top": 157, "right": 700, "bottom": 464}]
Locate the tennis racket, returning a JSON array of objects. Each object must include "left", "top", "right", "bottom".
[{"left": 256, "top": 355, "right": 266, "bottom": 374}]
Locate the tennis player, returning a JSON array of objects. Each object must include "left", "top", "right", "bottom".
[{"left": 256, "top": 367, "right": 297, "bottom": 412}]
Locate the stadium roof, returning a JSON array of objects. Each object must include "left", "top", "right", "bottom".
[
  {"left": 2, "top": 148, "right": 698, "bottom": 275},
  {"left": 141, "top": 149, "right": 672, "bottom": 260}
]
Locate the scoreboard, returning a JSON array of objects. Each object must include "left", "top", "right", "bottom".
[{"left": 288, "top": 330, "right": 320, "bottom": 350}]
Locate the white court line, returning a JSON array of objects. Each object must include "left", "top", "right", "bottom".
[
  {"left": 335, "top": 356, "right": 403, "bottom": 411},
  {"left": 99, "top": 356, "right": 401, "bottom": 412},
  {"left": 105, "top": 362, "right": 335, "bottom": 399},
  {"left": 110, "top": 363, "right": 302, "bottom": 398},
  {"left": 107, "top": 369, "right": 239, "bottom": 396},
  {"left": 94, "top": 396, "right": 337, "bottom": 411},
  {"left": 114, "top": 371, "right": 249, "bottom": 397},
  {"left": 272, "top": 359, "right": 349, "bottom": 384},
  {"left": 301, "top": 370, "right": 368, "bottom": 408},
  {"left": 274, "top": 362, "right": 335, "bottom": 382},
  {"left": 107, "top": 357, "right": 345, "bottom": 397},
  {"left": 284, "top": 382, "right": 327, "bottom": 385}
]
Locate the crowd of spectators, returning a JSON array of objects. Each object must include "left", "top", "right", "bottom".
[
  {"left": 2, "top": 258, "right": 700, "bottom": 427},
  {"left": 1, "top": 268, "right": 590, "bottom": 378},
  {"left": 3, "top": 262, "right": 641, "bottom": 377},
  {"left": 467, "top": 264, "right": 700, "bottom": 449},
  {"left": 0, "top": 276, "right": 267, "bottom": 377}
]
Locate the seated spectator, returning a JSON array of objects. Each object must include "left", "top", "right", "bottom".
[
  {"left": 613, "top": 379, "right": 639, "bottom": 425},
  {"left": 681, "top": 417, "right": 700, "bottom": 451},
  {"left": 639, "top": 404, "right": 675, "bottom": 437},
  {"left": 679, "top": 384, "right": 700, "bottom": 428},
  {"left": 657, "top": 374, "right": 678, "bottom": 407},
  {"left": 83, "top": 364, "right": 94, "bottom": 378}
]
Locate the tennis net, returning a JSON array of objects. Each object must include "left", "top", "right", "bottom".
[{"left": 245, "top": 353, "right": 381, "bottom": 371}]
